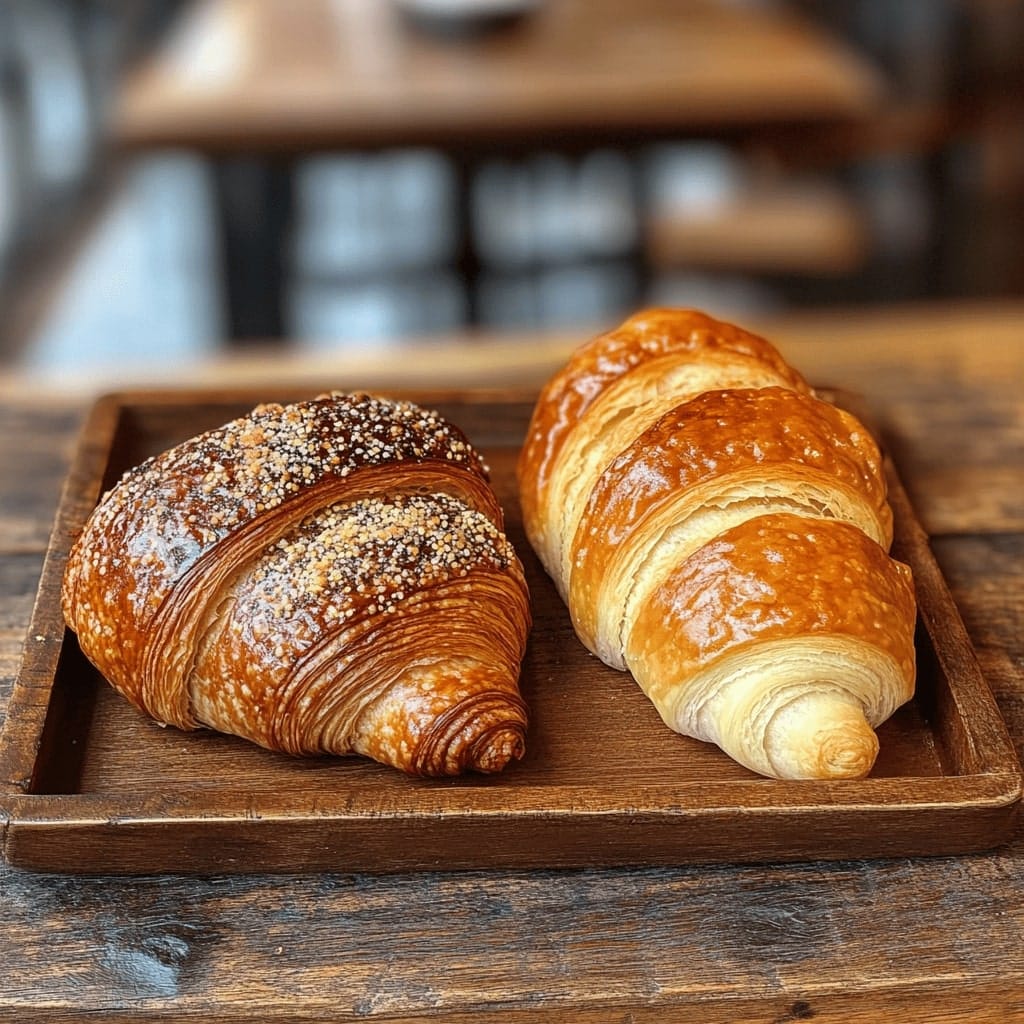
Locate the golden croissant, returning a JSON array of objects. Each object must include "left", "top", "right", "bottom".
[
  {"left": 62, "top": 392, "right": 531, "bottom": 776},
  {"left": 518, "top": 308, "right": 916, "bottom": 780}
]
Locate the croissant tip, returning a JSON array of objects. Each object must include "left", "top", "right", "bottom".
[
  {"left": 398, "top": 686, "right": 529, "bottom": 777},
  {"left": 814, "top": 724, "right": 879, "bottom": 780},
  {"left": 755, "top": 690, "right": 881, "bottom": 781},
  {"left": 467, "top": 727, "right": 527, "bottom": 774}
]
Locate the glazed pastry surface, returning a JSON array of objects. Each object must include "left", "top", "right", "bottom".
[
  {"left": 63, "top": 392, "right": 531, "bottom": 776},
  {"left": 626, "top": 513, "right": 915, "bottom": 779},
  {"left": 517, "top": 308, "right": 916, "bottom": 779},
  {"left": 517, "top": 306, "right": 811, "bottom": 577}
]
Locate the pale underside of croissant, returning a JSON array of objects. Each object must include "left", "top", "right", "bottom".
[
  {"left": 518, "top": 308, "right": 916, "bottom": 780},
  {"left": 62, "top": 392, "right": 531, "bottom": 776}
]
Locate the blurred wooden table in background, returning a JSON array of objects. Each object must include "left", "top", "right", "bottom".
[
  {"left": 110, "top": 0, "right": 885, "bottom": 336},
  {"left": 2, "top": 301, "right": 1023, "bottom": 1021},
  {"left": 114, "top": 0, "right": 882, "bottom": 150}
]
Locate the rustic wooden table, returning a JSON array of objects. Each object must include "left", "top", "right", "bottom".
[
  {"left": 2, "top": 302, "right": 1023, "bottom": 1021},
  {"left": 110, "top": 0, "right": 884, "bottom": 336}
]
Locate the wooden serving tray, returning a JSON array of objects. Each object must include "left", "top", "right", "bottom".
[{"left": 1, "top": 388, "right": 1020, "bottom": 874}]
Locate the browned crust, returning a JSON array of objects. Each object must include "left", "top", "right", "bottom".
[
  {"left": 625, "top": 513, "right": 916, "bottom": 697},
  {"left": 568, "top": 386, "right": 894, "bottom": 649},
  {"left": 516, "top": 308, "right": 811, "bottom": 548}
]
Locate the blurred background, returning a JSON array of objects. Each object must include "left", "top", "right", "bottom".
[{"left": 0, "top": 0, "right": 1022, "bottom": 391}]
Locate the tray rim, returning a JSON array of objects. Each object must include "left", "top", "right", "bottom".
[{"left": 1, "top": 386, "right": 1020, "bottom": 873}]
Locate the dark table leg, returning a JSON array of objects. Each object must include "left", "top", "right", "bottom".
[
  {"left": 450, "top": 152, "right": 482, "bottom": 326},
  {"left": 212, "top": 157, "right": 294, "bottom": 341}
]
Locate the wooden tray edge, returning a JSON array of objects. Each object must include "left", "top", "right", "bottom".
[
  {"left": 1, "top": 394, "right": 124, "bottom": 798},
  {"left": 3, "top": 777, "right": 1019, "bottom": 874}
]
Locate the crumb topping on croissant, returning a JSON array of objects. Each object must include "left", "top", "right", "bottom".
[
  {"left": 253, "top": 494, "right": 519, "bottom": 626},
  {"left": 68, "top": 391, "right": 492, "bottom": 591}
]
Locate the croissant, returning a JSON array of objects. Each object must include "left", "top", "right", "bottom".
[
  {"left": 518, "top": 308, "right": 916, "bottom": 780},
  {"left": 62, "top": 392, "right": 531, "bottom": 776}
]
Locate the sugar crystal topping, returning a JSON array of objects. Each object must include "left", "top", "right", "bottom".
[
  {"left": 246, "top": 492, "right": 518, "bottom": 626},
  {"left": 83, "top": 392, "right": 489, "bottom": 581}
]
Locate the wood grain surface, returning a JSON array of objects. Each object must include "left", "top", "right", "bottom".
[{"left": 2, "top": 303, "right": 1023, "bottom": 1021}]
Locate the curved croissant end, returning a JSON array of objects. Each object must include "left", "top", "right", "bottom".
[
  {"left": 760, "top": 691, "right": 880, "bottom": 780},
  {"left": 625, "top": 514, "right": 916, "bottom": 781},
  {"left": 351, "top": 663, "right": 528, "bottom": 775},
  {"left": 62, "top": 394, "right": 531, "bottom": 777}
]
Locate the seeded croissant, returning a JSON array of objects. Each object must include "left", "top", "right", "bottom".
[
  {"left": 62, "top": 392, "right": 531, "bottom": 776},
  {"left": 518, "top": 308, "right": 916, "bottom": 780}
]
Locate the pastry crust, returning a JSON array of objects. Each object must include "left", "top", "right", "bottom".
[
  {"left": 517, "top": 308, "right": 916, "bottom": 780},
  {"left": 625, "top": 514, "right": 916, "bottom": 779},
  {"left": 62, "top": 392, "right": 531, "bottom": 776},
  {"left": 569, "top": 386, "right": 894, "bottom": 668},
  {"left": 517, "top": 307, "right": 811, "bottom": 577}
]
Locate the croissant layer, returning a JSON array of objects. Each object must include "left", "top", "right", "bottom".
[
  {"left": 63, "top": 393, "right": 531, "bottom": 776},
  {"left": 518, "top": 307, "right": 812, "bottom": 575},
  {"left": 625, "top": 513, "right": 916, "bottom": 778},
  {"left": 568, "top": 386, "right": 894, "bottom": 668}
]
